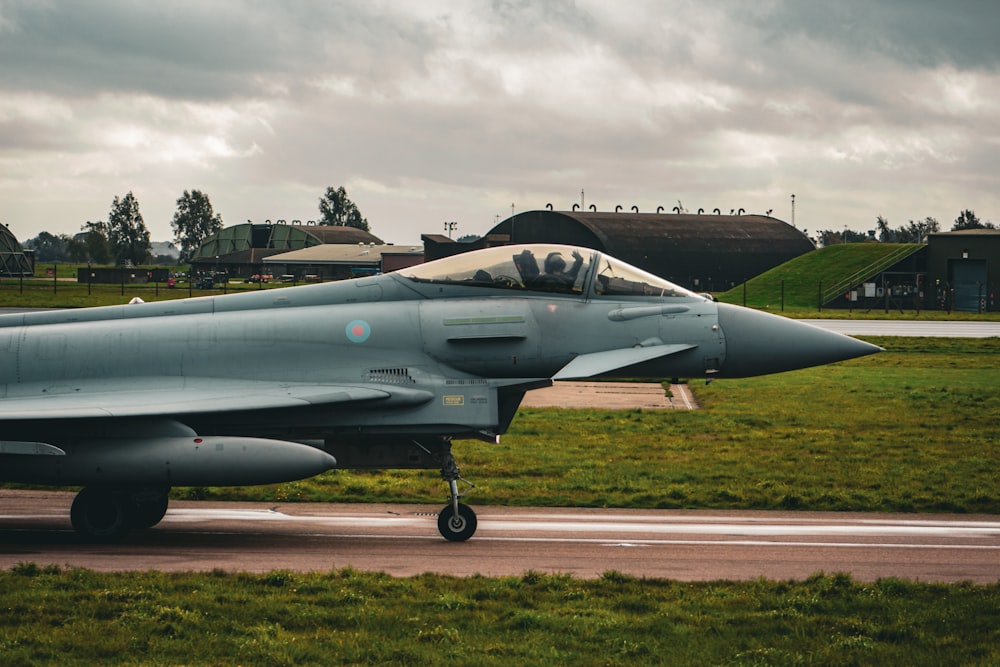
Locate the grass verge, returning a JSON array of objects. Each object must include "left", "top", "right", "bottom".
[{"left": 1, "top": 565, "right": 998, "bottom": 666}]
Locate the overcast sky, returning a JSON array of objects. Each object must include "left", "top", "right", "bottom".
[{"left": 2, "top": 0, "right": 998, "bottom": 245}]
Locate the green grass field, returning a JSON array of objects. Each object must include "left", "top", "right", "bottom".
[
  {"left": 1, "top": 566, "right": 997, "bottom": 665},
  {"left": 0, "top": 276, "right": 261, "bottom": 309}
]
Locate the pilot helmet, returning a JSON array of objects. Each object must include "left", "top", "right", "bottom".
[{"left": 544, "top": 252, "right": 566, "bottom": 273}]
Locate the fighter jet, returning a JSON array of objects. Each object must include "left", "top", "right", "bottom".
[{"left": 0, "top": 244, "right": 880, "bottom": 542}]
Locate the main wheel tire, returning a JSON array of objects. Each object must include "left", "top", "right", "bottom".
[
  {"left": 70, "top": 488, "right": 129, "bottom": 543},
  {"left": 126, "top": 489, "right": 170, "bottom": 530},
  {"left": 437, "top": 503, "right": 477, "bottom": 542}
]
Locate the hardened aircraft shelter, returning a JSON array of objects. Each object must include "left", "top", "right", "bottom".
[
  {"left": 425, "top": 210, "right": 815, "bottom": 292},
  {"left": 0, "top": 224, "right": 33, "bottom": 277}
]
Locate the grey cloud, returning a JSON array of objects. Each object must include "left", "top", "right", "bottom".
[
  {"left": 734, "top": 1, "right": 1000, "bottom": 70},
  {"left": 0, "top": 1, "right": 437, "bottom": 100},
  {"left": 1, "top": 0, "right": 998, "bottom": 242}
]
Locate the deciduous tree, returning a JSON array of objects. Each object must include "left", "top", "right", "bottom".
[
  {"left": 952, "top": 209, "right": 995, "bottom": 230},
  {"left": 874, "top": 216, "right": 940, "bottom": 243},
  {"left": 78, "top": 221, "right": 111, "bottom": 264},
  {"left": 318, "top": 186, "right": 370, "bottom": 231},
  {"left": 171, "top": 189, "right": 224, "bottom": 261},
  {"left": 107, "top": 191, "right": 151, "bottom": 266},
  {"left": 23, "top": 231, "right": 72, "bottom": 262}
]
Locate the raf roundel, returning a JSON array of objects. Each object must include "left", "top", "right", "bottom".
[{"left": 345, "top": 319, "right": 372, "bottom": 343}]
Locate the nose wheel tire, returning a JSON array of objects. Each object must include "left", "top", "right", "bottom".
[{"left": 437, "top": 503, "right": 477, "bottom": 542}]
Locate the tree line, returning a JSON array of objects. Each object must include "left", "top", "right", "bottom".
[
  {"left": 816, "top": 209, "right": 995, "bottom": 246},
  {"left": 21, "top": 186, "right": 370, "bottom": 264}
]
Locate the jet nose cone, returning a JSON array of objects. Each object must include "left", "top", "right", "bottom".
[{"left": 716, "top": 302, "right": 882, "bottom": 378}]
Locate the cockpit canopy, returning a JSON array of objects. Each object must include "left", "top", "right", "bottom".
[{"left": 399, "top": 244, "right": 701, "bottom": 299}]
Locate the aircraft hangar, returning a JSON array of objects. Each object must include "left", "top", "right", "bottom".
[
  {"left": 191, "top": 222, "right": 384, "bottom": 280},
  {"left": 0, "top": 223, "right": 33, "bottom": 277},
  {"left": 263, "top": 242, "right": 424, "bottom": 280},
  {"left": 423, "top": 210, "right": 815, "bottom": 292}
]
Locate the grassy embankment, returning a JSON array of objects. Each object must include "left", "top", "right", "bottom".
[
  {"left": 713, "top": 243, "right": 994, "bottom": 318},
  {"left": 717, "top": 243, "right": 916, "bottom": 309}
]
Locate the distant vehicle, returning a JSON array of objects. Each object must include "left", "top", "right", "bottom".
[
  {"left": 0, "top": 244, "right": 881, "bottom": 543},
  {"left": 279, "top": 274, "right": 295, "bottom": 283},
  {"left": 244, "top": 274, "right": 273, "bottom": 284}
]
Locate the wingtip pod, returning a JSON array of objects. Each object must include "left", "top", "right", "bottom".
[{"left": 715, "top": 302, "right": 882, "bottom": 378}]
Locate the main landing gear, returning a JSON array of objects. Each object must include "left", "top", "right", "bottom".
[
  {"left": 70, "top": 485, "right": 170, "bottom": 542},
  {"left": 436, "top": 448, "right": 477, "bottom": 541}
]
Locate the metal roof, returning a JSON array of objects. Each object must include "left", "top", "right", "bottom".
[
  {"left": 264, "top": 244, "right": 423, "bottom": 265},
  {"left": 0, "top": 224, "right": 22, "bottom": 253},
  {"left": 929, "top": 229, "right": 1000, "bottom": 236},
  {"left": 0, "top": 224, "right": 32, "bottom": 276},
  {"left": 193, "top": 224, "right": 383, "bottom": 259},
  {"left": 502, "top": 211, "right": 811, "bottom": 249}
]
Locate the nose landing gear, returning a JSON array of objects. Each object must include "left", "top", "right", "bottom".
[{"left": 436, "top": 447, "right": 477, "bottom": 541}]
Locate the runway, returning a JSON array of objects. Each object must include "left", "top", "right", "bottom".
[
  {"left": 803, "top": 319, "right": 1000, "bottom": 337},
  {"left": 1, "top": 492, "right": 997, "bottom": 583}
]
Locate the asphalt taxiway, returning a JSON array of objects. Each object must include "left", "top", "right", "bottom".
[{"left": 1, "top": 492, "right": 997, "bottom": 583}]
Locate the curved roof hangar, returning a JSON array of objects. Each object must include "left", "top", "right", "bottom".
[
  {"left": 193, "top": 223, "right": 383, "bottom": 261},
  {"left": 0, "top": 224, "right": 33, "bottom": 276},
  {"left": 489, "top": 210, "right": 814, "bottom": 291}
]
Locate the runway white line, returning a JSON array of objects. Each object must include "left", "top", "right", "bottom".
[
  {"left": 471, "top": 512, "right": 1000, "bottom": 529},
  {"left": 147, "top": 530, "right": 1000, "bottom": 551},
  {"left": 157, "top": 508, "right": 1000, "bottom": 540},
  {"left": 477, "top": 520, "right": 1000, "bottom": 538},
  {"left": 163, "top": 508, "right": 426, "bottom": 527},
  {"left": 671, "top": 382, "right": 694, "bottom": 410}
]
